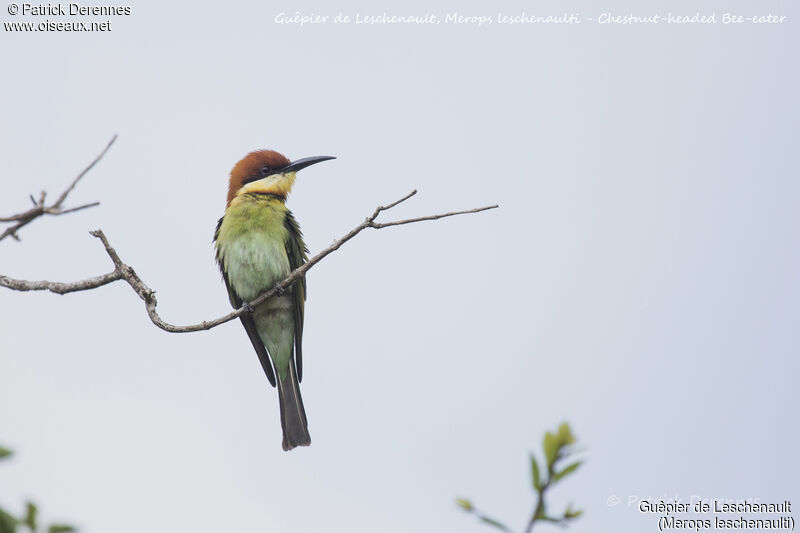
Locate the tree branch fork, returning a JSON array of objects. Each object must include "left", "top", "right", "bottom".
[
  {"left": 1, "top": 137, "right": 498, "bottom": 334},
  {"left": 0, "top": 135, "right": 116, "bottom": 243}
]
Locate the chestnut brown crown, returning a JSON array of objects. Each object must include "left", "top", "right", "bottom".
[{"left": 227, "top": 150, "right": 292, "bottom": 206}]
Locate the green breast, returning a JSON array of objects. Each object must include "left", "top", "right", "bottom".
[{"left": 215, "top": 195, "right": 290, "bottom": 301}]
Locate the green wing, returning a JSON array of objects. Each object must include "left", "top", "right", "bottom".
[
  {"left": 214, "top": 216, "right": 277, "bottom": 387},
  {"left": 283, "top": 210, "right": 308, "bottom": 381}
]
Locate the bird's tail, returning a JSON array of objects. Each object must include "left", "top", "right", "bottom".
[{"left": 277, "top": 358, "right": 310, "bottom": 451}]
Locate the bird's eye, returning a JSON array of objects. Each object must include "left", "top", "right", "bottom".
[{"left": 261, "top": 165, "right": 272, "bottom": 175}]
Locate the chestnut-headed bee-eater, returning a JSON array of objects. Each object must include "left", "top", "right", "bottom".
[{"left": 213, "top": 150, "right": 335, "bottom": 451}]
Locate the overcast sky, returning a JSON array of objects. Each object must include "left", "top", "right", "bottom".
[{"left": 1, "top": 0, "right": 797, "bottom": 532}]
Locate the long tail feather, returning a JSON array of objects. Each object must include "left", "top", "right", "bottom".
[{"left": 277, "top": 358, "right": 310, "bottom": 451}]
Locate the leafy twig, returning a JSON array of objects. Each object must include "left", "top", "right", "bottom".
[
  {"left": 0, "top": 446, "right": 76, "bottom": 533},
  {"left": 458, "top": 423, "right": 583, "bottom": 533}
]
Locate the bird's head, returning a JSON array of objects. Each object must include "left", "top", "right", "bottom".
[{"left": 227, "top": 149, "right": 335, "bottom": 206}]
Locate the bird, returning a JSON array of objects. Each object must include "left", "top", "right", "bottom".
[{"left": 213, "top": 149, "right": 335, "bottom": 451}]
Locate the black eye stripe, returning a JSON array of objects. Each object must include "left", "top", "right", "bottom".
[{"left": 240, "top": 165, "right": 281, "bottom": 185}]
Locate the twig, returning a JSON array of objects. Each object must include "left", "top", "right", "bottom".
[
  {"left": 527, "top": 472, "right": 556, "bottom": 533},
  {"left": 0, "top": 191, "right": 498, "bottom": 334},
  {"left": 0, "top": 135, "right": 116, "bottom": 242},
  {"left": 458, "top": 423, "right": 582, "bottom": 533}
]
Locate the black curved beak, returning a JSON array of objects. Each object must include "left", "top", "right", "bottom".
[{"left": 283, "top": 155, "right": 336, "bottom": 173}]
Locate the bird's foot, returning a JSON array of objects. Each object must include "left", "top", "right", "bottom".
[
  {"left": 274, "top": 284, "right": 285, "bottom": 296},
  {"left": 241, "top": 301, "right": 255, "bottom": 314}
]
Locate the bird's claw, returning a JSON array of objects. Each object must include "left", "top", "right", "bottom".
[
  {"left": 274, "top": 284, "right": 285, "bottom": 296},
  {"left": 241, "top": 301, "right": 255, "bottom": 314}
]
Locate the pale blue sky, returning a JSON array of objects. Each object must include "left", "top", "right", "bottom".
[{"left": 1, "top": 0, "right": 797, "bottom": 532}]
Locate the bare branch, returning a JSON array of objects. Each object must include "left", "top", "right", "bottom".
[
  {"left": 0, "top": 206, "right": 38, "bottom": 223},
  {"left": 52, "top": 135, "right": 117, "bottom": 208},
  {"left": 371, "top": 189, "right": 418, "bottom": 217},
  {"left": 370, "top": 204, "right": 499, "bottom": 229},
  {"left": 0, "top": 192, "right": 498, "bottom": 333},
  {"left": 0, "top": 135, "right": 116, "bottom": 242},
  {"left": 0, "top": 270, "right": 123, "bottom": 295},
  {"left": 45, "top": 202, "right": 101, "bottom": 215},
  {"left": 1, "top": 223, "right": 25, "bottom": 242}
]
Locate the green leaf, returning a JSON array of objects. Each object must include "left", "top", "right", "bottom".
[
  {"left": 563, "top": 502, "right": 583, "bottom": 520},
  {"left": 552, "top": 461, "right": 582, "bottom": 483},
  {"left": 556, "top": 422, "right": 576, "bottom": 447},
  {"left": 47, "top": 525, "right": 76, "bottom": 533},
  {"left": 478, "top": 515, "right": 511, "bottom": 531},
  {"left": 543, "top": 431, "right": 558, "bottom": 466},
  {"left": 537, "top": 514, "right": 562, "bottom": 523},
  {"left": 530, "top": 454, "right": 542, "bottom": 490},
  {"left": 456, "top": 498, "right": 474, "bottom": 512},
  {"left": 0, "top": 508, "right": 17, "bottom": 533},
  {"left": 0, "top": 447, "right": 12, "bottom": 460},
  {"left": 22, "top": 502, "right": 37, "bottom": 532}
]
